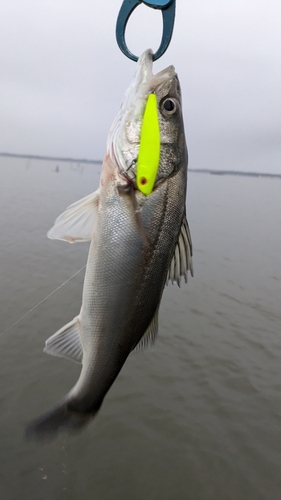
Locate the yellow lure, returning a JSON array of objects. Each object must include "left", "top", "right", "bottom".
[{"left": 136, "top": 93, "right": 160, "bottom": 195}]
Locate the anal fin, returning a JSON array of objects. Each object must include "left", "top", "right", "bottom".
[{"left": 44, "top": 316, "right": 83, "bottom": 364}]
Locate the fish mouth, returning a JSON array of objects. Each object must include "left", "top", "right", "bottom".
[
  {"left": 138, "top": 49, "right": 176, "bottom": 90},
  {"left": 129, "top": 49, "right": 176, "bottom": 94},
  {"left": 107, "top": 49, "right": 176, "bottom": 180}
]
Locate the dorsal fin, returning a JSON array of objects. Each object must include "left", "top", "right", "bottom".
[
  {"left": 167, "top": 215, "right": 193, "bottom": 286},
  {"left": 132, "top": 306, "right": 159, "bottom": 352}
]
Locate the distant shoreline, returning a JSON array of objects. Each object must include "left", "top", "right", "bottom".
[
  {"left": 188, "top": 169, "right": 281, "bottom": 179},
  {"left": 0, "top": 152, "right": 102, "bottom": 164},
  {"left": 0, "top": 152, "right": 280, "bottom": 179}
]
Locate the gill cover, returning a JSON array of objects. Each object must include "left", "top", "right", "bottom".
[{"left": 136, "top": 93, "right": 160, "bottom": 195}]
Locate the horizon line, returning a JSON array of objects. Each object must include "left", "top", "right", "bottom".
[
  {"left": 0, "top": 152, "right": 280, "bottom": 179},
  {"left": 0, "top": 151, "right": 102, "bottom": 164}
]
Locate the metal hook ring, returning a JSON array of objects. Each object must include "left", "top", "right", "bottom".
[{"left": 116, "top": 0, "right": 176, "bottom": 62}]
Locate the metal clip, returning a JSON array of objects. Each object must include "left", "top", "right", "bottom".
[{"left": 116, "top": 0, "right": 176, "bottom": 61}]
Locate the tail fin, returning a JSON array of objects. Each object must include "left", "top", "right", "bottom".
[{"left": 25, "top": 401, "right": 94, "bottom": 441}]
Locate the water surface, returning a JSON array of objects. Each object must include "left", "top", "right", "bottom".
[{"left": 0, "top": 157, "right": 281, "bottom": 499}]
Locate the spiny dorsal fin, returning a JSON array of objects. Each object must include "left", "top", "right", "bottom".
[
  {"left": 47, "top": 190, "right": 100, "bottom": 243},
  {"left": 44, "top": 316, "right": 83, "bottom": 364},
  {"left": 167, "top": 214, "right": 193, "bottom": 286}
]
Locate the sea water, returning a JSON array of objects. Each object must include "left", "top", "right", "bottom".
[{"left": 0, "top": 156, "right": 281, "bottom": 500}]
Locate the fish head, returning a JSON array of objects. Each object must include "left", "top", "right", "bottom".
[{"left": 107, "top": 49, "right": 187, "bottom": 190}]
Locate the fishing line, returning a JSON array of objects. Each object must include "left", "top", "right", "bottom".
[{"left": 2, "top": 264, "right": 86, "bottom": 336}]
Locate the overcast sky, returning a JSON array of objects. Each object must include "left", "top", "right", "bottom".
[{"left": 1, "top": 0, "right": 280, "bottom": 172}]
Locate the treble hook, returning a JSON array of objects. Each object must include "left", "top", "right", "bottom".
[{"left": 116, "top": 0, "right": 176, "bottom": 62}]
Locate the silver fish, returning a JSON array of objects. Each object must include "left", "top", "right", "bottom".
[{"left": 26, "top": 49, "right": 193, "bottom": 439}]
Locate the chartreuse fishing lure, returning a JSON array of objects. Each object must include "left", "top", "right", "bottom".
[{"left": 136, "top": 93, "right": 160, "bottom": 195}]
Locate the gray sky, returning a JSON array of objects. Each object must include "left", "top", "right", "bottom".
[{"left": 1, "top": 0, "right": 280, "bottom": 172}]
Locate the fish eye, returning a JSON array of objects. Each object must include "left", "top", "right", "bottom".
[{"left": 161, "top": 98, "right": 177, "bottom": 116}]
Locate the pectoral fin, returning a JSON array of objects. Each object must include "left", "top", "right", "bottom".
[
  {"left": 44, "top": 316, "right": 83, "bottom": 364},
  {"left": 167, "top": 215, "right": 193, "bottom": 286},
  {"left": 47, "top": 190, "right": 100, "bottom": 243}
]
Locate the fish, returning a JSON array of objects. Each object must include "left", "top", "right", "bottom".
[{"left": 26, "top": 49, "right": 193, "bottom": 440}]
